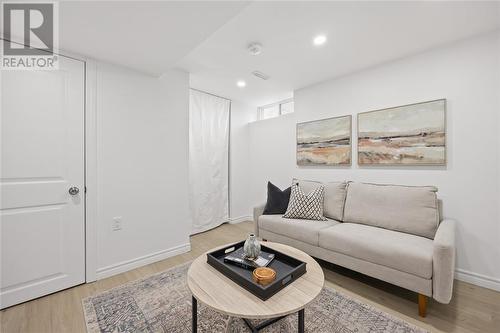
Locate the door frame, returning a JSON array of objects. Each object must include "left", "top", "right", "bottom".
[{"left": 84, "top": 59, "right": 98, "bottom": 282}]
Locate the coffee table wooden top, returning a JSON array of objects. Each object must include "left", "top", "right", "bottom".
[{"left": 187, "top": 241, "right": 324, "bottom": 319}]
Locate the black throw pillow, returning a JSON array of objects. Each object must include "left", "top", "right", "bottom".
[{"left": 263, "top": 181, "right": 291, "bottom": 215}]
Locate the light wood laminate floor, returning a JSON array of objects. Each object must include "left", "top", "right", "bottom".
[{"left": 1, "top": 221, "right": 499, "bottom": 333}]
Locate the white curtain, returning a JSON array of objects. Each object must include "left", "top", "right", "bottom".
[{"left": 189, "top": 89, "right": 230, "bottom": 234}]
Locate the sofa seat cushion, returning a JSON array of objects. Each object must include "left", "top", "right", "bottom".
[
  {"left": 319, "top": 223, "right": 433, "bottom": 279},
  {"left": 259, "top": 215, "right": 339, "bottom": 246}
]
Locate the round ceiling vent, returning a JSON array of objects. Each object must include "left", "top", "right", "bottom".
[{"left": 247, "top": 42, "right": 263, "bottom": 56}]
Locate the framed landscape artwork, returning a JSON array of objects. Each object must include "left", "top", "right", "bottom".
[
  {"left": 297, "top": 115, "right": 351, "bottom": 166},
  {"left": 357, "top": 99, "right": 446, "bottom": 165}
]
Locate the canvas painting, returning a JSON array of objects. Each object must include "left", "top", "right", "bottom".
[
  {"left": 297, "top": 115, "right": 351, "bottom": 165},
  {"left": 358, "top": 99, "right": 446, "bottom": 165}
]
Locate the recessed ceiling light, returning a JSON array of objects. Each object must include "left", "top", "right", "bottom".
[
  {"left": 313, "top": 34, "right": 327, "bottom": 46},
  {"left": 236, "top": 80, "right": 246, "bottom": 88}
]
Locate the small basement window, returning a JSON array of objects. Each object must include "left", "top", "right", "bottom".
[{"left": 258, "top": 98, "right": 294, "bottom": 120}]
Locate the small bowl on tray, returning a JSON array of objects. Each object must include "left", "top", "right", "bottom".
[{"left": 252, "top": 267, "right": 276, "bottom": 286}]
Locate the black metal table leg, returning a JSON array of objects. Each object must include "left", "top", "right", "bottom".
[
  {"left": 192, "top": 296, "right": 197, "bottom": 333},
  {"left": 243, "top": 316, "right": 286, "bottom": 332},
  {"left": 298, "top": 308, "right": 304, "bottom": 333},
  {"left": 241, "top": 309, "right": 305, "bottom": 332}
]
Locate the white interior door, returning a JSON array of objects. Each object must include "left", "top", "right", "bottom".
[{"left": 0, "top": 56, "right": 85, "bottom": 309}]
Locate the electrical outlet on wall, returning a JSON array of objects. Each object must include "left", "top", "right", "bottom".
[{"left": 112, "top": 216, "right": 123, "bottom": 231}]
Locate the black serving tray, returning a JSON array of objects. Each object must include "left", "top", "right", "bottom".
[{"left": 206, "top": 241, "right": 307, "bottom": 300}]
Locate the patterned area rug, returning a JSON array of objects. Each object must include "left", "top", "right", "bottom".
[{"left": 83, "top": 262, "right": 427, "bottom": 333}]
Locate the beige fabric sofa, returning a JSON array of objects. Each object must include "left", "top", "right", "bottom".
[{"left": 253, "top": 180, "right": 456, "bottom": 317}]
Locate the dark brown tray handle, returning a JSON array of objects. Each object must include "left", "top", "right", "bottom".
[{"left": 282, "top": 274, "right": 293, "bottom": 286}]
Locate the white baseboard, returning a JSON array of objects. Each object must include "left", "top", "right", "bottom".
[
  {"left": 455, "top": 268, "right": 500, "bottom": 292},
  {"left": 96, "top": 243, "right": 191, "bottom": 280},
  {"left": 228, "top": 215, "right": 252, "bottom": 224}
]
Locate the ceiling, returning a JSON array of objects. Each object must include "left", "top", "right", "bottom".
[
  {"left": 178, "top": 1, "right": 500, "bottom": 106},
  {"left": 57, "top": 1, "right": 249, "bottom": 75},
  {"left": 3, "top": 1, "right": 498, "bottom": 106}
]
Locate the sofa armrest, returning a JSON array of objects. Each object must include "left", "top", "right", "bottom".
[
  {"left": 253, "top": 203, "right": 266, "bottom": 237},
  {"left": 432, "top": 219, "right": 456, "bottom": 304}
]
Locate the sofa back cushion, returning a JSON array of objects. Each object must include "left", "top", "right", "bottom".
[
  {"left": 343, "top": 182, "right": 439, "bottom": 239},
  {"left": 293, "top": 179, "right": 347, "bottom": 220}
]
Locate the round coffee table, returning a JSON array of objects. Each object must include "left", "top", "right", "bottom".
[{"left": 187, "top": 241, "right": 324, "bottom": 332}]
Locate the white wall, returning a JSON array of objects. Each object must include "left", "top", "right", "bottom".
[
  {"left": 248, "top": 32, "right": 500, "bottom": 289},
  {"left": 229, "top": 101, "right": 257, "bottom": 221},
  {"left": 95, "top": 63, "right": 191, "bottom": 278}
]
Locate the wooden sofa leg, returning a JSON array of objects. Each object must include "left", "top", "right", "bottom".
[{"left": 418, "top": 294, "right": 427, "bottom": 317}]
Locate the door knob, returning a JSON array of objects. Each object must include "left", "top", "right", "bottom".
[{"left": 69, "top": 187, "right": 80, "bottom": 195}]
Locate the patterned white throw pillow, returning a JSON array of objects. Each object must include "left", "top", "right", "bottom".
[{"left": 283, "top": 183, "right": 327, "bottom": 221}]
